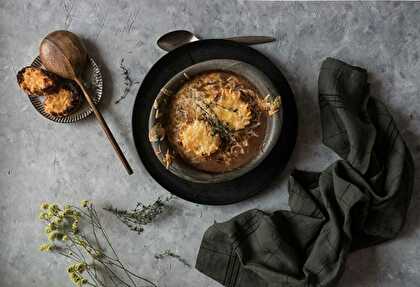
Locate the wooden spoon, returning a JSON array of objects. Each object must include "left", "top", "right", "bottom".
[{"left": 40, "top": 30, "right": 133, "bottom": 175}]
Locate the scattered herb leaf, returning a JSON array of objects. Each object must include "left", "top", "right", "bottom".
[
  {"left": 154, "top": 249, "right": 191, "bottom": 268},
  {"left": 104, "top": 196, "right": 173, "bottom": 234}
]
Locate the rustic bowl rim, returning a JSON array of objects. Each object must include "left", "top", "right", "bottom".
[{"left": 148, "top": 59, "right": 283, "bottom": 183}]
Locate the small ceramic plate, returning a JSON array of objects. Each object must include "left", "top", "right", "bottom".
[
  {"left": 29, "top": 56, "right": 103, "bottom": 123},
  {"left": 149, "top": 59, "right": 283, "bottom": 183}
]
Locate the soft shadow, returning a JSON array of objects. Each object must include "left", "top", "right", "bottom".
[
  {"left": 77, "top": 38, "right": 137, "bottom": 173},
  {"left": 71, "top": 37, "right": 117, "bottom": 133},
  {"left": 240, "top": 56, "right": 420, "bottom": 286},
  {"left": 393, "top": 127, "right": 420, "bottom": 239},
  {"left": 338, "top": 72, "right": 420, "bottom": 286},
  {"left": 83, "top": 38, "right": 114, "bottom": 112},
  {"left": 358, "top": 71, "right": 420, "bottom": 240},
  {"left": 368, "top": 77, "right": 420, "bottom": 239},
  {"left": 248, "top": 54, "right": 318, "bottom": 203},
  {"left": 339, "top": 248, "right": 380, "bottom": 287}
]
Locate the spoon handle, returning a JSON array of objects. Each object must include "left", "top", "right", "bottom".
[
  {"left": 223, "top": 36, "right": 276, "bottom": 45},
  {"left": 75, "top": 78, "right": 133, "bottom": 175}
]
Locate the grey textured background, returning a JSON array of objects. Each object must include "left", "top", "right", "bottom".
[{"left": 0, "top": 1, "right": 419, "bottom": 286}]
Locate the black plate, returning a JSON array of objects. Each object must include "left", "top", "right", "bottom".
[{"left": 132, "top": 39, "right": 297, "bottom": 205}]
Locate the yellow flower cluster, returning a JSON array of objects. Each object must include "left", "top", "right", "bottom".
[
  {"left": 48, "top": 230, "right": 64, "bottom": 241},
  {"left": 67, "top": 262, "right": 88, "bottom": 286},
  {"left": 80, "top": 200, "right": 91, "bottom": 208},
  {"left": 37, "top": 200, "right": 154, "bottom": 287},
  {"left": 38, "top": 201, "right": 89, "bottom": 252},
  {"left": 39, "top": 243, "right": 54, "bottom": 252},
  {"left": 39, "top": 203, "right": 81, "bottom": 223}
]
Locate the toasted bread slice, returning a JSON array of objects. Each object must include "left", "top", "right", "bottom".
[
  {"left": 44, "top": 82, "right": 82, "bottom": 117},
  {"left": 17, "top": 67, "right": 60, "bottom": 96}
]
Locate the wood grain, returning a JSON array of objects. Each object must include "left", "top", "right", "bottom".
[{"left": 39, "top": 30, "right": 133, "bottom": 175}]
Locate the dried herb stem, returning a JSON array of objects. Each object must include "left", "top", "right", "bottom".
[
  {"left": 103, "top": 197, "right": 173, "bottom": 234},
  {"left": 38, "top": 201, "right": 156, "bottom": 287},
  {"left": 154, "top": 250, "right": 191, "bottom": 268}
]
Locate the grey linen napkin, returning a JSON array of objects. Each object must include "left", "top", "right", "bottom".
[{"left": 195, "top": 58, "right": 414, "bottom": 287}]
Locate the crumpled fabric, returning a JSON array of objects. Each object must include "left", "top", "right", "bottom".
[{"left": 195, "top": 58, "right": 414, "bottom": 287}]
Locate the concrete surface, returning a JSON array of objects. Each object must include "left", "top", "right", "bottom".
[{"left": 0, "top": 1, "right": 419, "bottom": 286}]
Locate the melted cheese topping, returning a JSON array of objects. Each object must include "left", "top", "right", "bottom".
[
  {"left": 149, "top": 123, "right": 166, "bottom": 142},
  {"left": 162, "top": 149, "right": 174, "bottom": 169},
  {"left": 44, "top": 88, "right": 74, "bottom": 115},
  {"left": 258, "top": 95, "right": 281, "bottom": 116},
  {"left": 21, "top": 68, "right": 54, "bottom": 95},
  {"left": 211, "top": 89, "right": 252, "bottom": 130},
  {"left": 179, "top": 120, "right": 220, "bottom": 157}
]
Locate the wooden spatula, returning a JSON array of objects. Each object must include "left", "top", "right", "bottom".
[{"left": 39, "top": 30, "right": 133, "bottom": 175}]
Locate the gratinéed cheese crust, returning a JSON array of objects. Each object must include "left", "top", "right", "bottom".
[
  {"left": 179, "top": 120, "right": 220, "bottom": 157},
  {"left": 44, "top": 88, "right": 79, "bottom": 117},
  {"left": 18, "top": 67, "right": 56, "bottom": 96},
  {"left": 163, "top": 71, "right": 270, "bottom": 173},
  {"left": 211, "top": 88, "right": 252, "bottom": 130}
]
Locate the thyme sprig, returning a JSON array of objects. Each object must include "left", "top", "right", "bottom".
[
  {"left": 103, "top": 197, "right": 173, "bottom": 234},
  {"left": 154, "top": 250, "right": 191, "bottom": 268},
  {"left": 38, "top": 201, "right": 156, "bottom": 287},
  {"left": 198, "top": 102, "right": 234, "bottom": 144},
  {"left": 188, "top": 88, "right": 263, "bottom": 150},
  {"left": 189, "top": 89, "right": 235, "bottom": 145}
]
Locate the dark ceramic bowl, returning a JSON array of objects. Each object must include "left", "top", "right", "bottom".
[{"left": 148, "top": 59, "right": 282, "bottom": 183}]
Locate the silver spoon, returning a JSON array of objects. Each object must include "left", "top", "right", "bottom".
[{"left": 157, "top": 30, "right": 275, "bottom": 52}]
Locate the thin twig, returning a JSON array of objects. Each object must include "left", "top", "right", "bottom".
[
  {"left": 38, "top": 202, "right": 157, "bottom": 287},
  {"left": 155, "top": 250, "right": 191, "bottom": 268}
]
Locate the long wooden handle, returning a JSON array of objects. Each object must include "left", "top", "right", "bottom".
[{"left": 75, "top": 78, "right": 133, "bottom": 175}]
